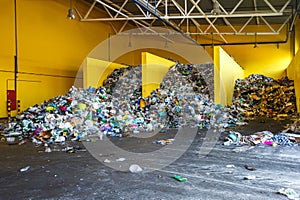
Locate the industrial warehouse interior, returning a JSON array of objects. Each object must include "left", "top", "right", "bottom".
[{"left": 0, "top": 0, "right": 300, "bottom": 199}]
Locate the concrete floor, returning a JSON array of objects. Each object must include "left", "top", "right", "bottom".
[{"left": 0, "top": 118, "right": 299, "bottom": 200}]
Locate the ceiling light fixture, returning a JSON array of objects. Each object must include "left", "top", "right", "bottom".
[{"left": 67, "top": 0, "right": 75, "bottom": 20}]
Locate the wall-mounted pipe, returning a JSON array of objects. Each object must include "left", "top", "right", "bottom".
[
  {"left": 6, "top": 79, "right": 41, "bottom": 94},
  {"left": 0, "top": 69, "right": 78, "bottom": 79},
  {"left": 14, "top": 0, "right": 18, "bottom": 93},
  {"left": 202, "top": 25, "right": 291, "bottom": 47}
]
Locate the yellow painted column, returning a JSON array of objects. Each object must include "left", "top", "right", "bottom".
[
  {"left": 142, "top": 52, "right": 175, "bottom": 97},
  {"left": 287, "top": 49, "right": 300, "bottom": 112},
  {"left": 84, "top": 57, "right": 127, "bottom": 88},
  {"left": 214, "top": 46, "right": 244, "bottom": 106}
]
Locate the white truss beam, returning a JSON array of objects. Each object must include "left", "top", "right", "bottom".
[
  {"left": 81, "top": 12, "right": 285, "bottom": 21},
  {"left": 77, "top": 0, "right": 294, "bottom": 43},
  {"left": 190, "top": 0, "right": 228, "bottom": 43},
  {"left": 263, "top": 0, "right": 278, "bottom": 13},
  {"left": 230, "top": 0, "right": 244, "bottom": 15},
  {"left": 253, "top": 0, "right": 260, "bottom": 25}
]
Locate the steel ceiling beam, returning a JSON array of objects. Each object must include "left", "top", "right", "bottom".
[
  {"left": 77, "top": 0, "right": 295, "bottom": 44},
  {"left": 79, "top": 0, "right": 174, "bottom": 43},
  {"left": 81, "top": 10, "right": 286, "bottom": 21}
]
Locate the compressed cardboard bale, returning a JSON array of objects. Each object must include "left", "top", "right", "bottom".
[{"left": 232, "top": 74, "right": 296, "bottom": 117}]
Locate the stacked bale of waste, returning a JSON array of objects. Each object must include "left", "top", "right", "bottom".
[{"left": 232, "top": 74, "right": 296, "bottom": 117}]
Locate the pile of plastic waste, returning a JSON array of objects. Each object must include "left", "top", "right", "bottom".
[{"left": 3, "top": 63, "right": 246, "bottom": 145}]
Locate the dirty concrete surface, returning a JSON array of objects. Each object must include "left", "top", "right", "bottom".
[{"left": 0, "top": 118, "right": 299, "bottom": 200}]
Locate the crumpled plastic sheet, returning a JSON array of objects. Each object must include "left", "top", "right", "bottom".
[{"left": 271, "top": 132, "right": 298, "bottom": 146}]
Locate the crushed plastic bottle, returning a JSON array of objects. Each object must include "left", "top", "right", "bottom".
[
  {"left": 20, "top": 166, "right": 30, "bottom": 172},
  {"left": 129, "top": 164, "right": 143, "bottom": 173},
  {"left": 278, "top": 188, "right": 299, "bottom": 200}
]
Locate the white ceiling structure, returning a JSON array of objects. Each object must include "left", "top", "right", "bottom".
[{"left": 75, "top": 0, "right": 299, "bottom": 45}]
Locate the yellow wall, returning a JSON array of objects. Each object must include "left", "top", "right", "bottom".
[
  {"left": 197, "top": 24, "right": 292, "bottom": 79},
  {"left": 0, "top": 0, "right": 117, "bottom": 117},
  {"left": 83, "top": 57, "right": 128, "bottom": 88},
  {"left": 114, "top": 49, "right": 189, "bottom": 66},
  {"left": 84, "top": 52, "right": 175, "bottom": 97},
  {"left": 0, "top": 0, "right": 296, "bottom": 117},
  {"left": 295, "top": 19, "right": 300, "bottom": 54},
  {"left": 214, "top": 46, "right": 244, "bottom": 106},
  {"left": 287, "top": 49, "right": 300, "bottom": 112},
  {"left": 222, "top": 43, "right": 291, "bottom": 79},
  {"left": 142, "top": 52, "right": 175, "bottom": 97}
]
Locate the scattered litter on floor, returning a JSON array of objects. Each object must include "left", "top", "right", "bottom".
[
  {"left": 226, "top": 164, "right": 235, "bottom": 168},
  {"left": 129, "top": 164, "right": 143, "bottom": 173},
  {"left": 44, "top": 144, "right": 52, "bottom": 153},
  {"left": 271, "top": 132, "right": 297, "bottom": 146},
  {"left": 20, "top": 166, "right": 30, "bottom": 172},
  {"left": 173, "top": 175, "right": 187, "bottom": 182},
  {"left": 243, "top": 175, "right": 256, "bottom": 180},
  {"left": 116, "top": 158, "right": 126, "bottom": 162},
  {"left": 232, "top": 146, "right": 255, "bottom": 153},
  {"left": 153, "top": 139, "right": 174, "bottom": 145},
  {"left": 6, "top": 137, "right": 15, "bottom": 144},
  {"left": 62, "top": 146, "right": 86, "bottom": 153},
  {"left": 285, "top": 133, "right": 300, "bottom": 143},
  {"left": 224, "top": 130, "right": 298, "bottom": 148},
  {"left": 244, "top": 165, "right": 256, "bottom": 171},
  {"left": 277, "top": 188, "right": 299, "bottom": 200}
]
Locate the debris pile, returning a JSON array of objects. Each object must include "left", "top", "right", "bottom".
[
  {"left": 232, "top": 74, "right": 296, "bottom": 117},
  {"left": 281, "top": 118, "right": 300, "bottom": 143},
  {"left": 277, "top": 188, "right": 299, "bottom": 200},
  {"left": 282, "top": 118, "right": 300, "bottom": 134},
  {"left": 103, "top": 66, "right": 142, "bottom": 97},
  {"left": 176, "top": 63, "right": 213, "bottom": 97},
  {"left": 3, "top": 63, "right": 246, "bottom": 145},
  {"left": 224, "top": 130, "right": 298, "bottom": 147}
]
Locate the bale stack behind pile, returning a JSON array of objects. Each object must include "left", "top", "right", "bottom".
[{"left": 232, "top": 74, "right": 296, "bottom": 117}]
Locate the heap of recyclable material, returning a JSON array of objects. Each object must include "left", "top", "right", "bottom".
[
  {"left": 232, "top": 74, "right": 296, "bottom": 117},
  {"left": 4, "top": 63, "right": 245, "bottom": 144},
  {"left": 196, "top": 63, "right": 214, "bottom": 100},
  {"left": 103, "top": 66, "right": 142, "bottom": 97}
]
